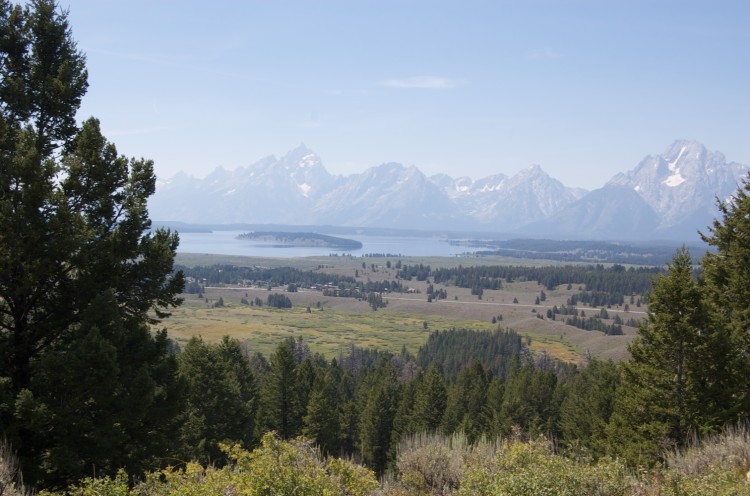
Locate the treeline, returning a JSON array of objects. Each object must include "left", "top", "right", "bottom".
[
  {"left": 415, "top": 328, "right": 529, "bottom": 381},
  {"left": 395, "top": 263, "right": 660, "bottom": 306},
  {"left": 179, "top": 265, "right": 407, "bottom": 296},
  {"left": 546, "top": 305, "right": 638, "bottom": 335},
  {"left": 176, "top": 264, "right": 357, "bottom": 287},
  {"left": 470, "top": 238, "right": 709, "bottom": 265},
  {"left": 429, "top": 263, "right": 660, "bottom": 295},
  {"left": 169, "top": 329, "right": 590, "bottom": 478}
]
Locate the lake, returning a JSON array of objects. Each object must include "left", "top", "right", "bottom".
[{"left": 176, "top": 230, "right": 477, "bottom": 258}]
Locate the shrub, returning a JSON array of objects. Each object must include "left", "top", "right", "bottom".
[
  {"left": 395, "top": 432, "right": 470, "bottom": 495},
  {"left": 56, "top": 433, "right": 378, "bottom": 496},
  {"left": 459, "top": 438, "right": 631, "bottom": 496},
  {"left": 655, "top": 423, "right": 750, "bottom": 496},
  {"left": 0, "top": 440, "right": 32, "bottom": 496}
]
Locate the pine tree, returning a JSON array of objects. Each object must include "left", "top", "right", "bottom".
[
  {"left": 359, "top": 360, "right": 399, "bottom": 474},
  {"left": 337, "top": 369, "right": 359, "bottom": 456},
  {"left": 0, "top": 1, "right": 183, "bottom": 486},
  {"left": 559, "top": 359, "right": 619, "bottom": 458},
  {"left": 260, "top": 339, "right": 303, "bottom": 439},
  {"left": 700, "top": 176, "right": 750, "bottom": 421},
  {"left": 607, "top": 248, "right": 720, "bottom": 465},
  {"left": 177, "top": 337, "right": 257, "bottom": 464},
  {"left": 411, "top": 364, "right": 447, "bottom": 433},
  {"left": 391, "top": 375, "right": 417, "bottom": 442},
  {"left": 486, "top": 376, "right": 506, "bottom": 438},
  {"left": 302, "top": 369, "right": 340, "bottom": 455},
  {"left": 441, "top": 360, "right": 490, "bottom": 441},
  {"left": 500, "top": 361, "right": 559, "bottom": 438}
]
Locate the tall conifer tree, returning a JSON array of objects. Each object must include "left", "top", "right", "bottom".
[
  {"left": 0, "top": 1, "right": 184, "bottom": 486},
  {"left": 260, "top": 338, "right": 303, "bottom": 439},
  {"left": 607, "top": 248, "right": 721, "bottom": 465},
  {"left": 700, "top": 177, "right": 750, "bottom": 421},
  {"left": 359, "top": 359, "right": 399, "bottom": 474},
  {"left": 177, "top": 337, "right": 257, "bottom": 463},
  {"left": 411, "top": 364, "right": 447, "bottom": 433}
]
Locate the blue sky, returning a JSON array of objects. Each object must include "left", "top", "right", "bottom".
[{"left": 64, "top": 0, "right": 749, "bottom": 189}]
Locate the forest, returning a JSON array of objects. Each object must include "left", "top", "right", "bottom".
[{"left": 1, "top": 1, "right": 749, "bottom": 494}]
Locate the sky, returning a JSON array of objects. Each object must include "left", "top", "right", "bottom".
[{"left": 62, "top": 0, "right": 749, "bottom": 190}]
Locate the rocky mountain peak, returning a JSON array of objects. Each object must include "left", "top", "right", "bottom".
[{"left": 150, "top": 141, "right": 747, "bottom": 240}]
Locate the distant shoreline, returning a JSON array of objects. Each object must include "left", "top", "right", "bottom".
[{"left": 236, "top": 231, "right": 363, "bottom": 250}]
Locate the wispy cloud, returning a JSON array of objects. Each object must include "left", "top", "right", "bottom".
[
  {"left": 527, "top": 48, "right": 563, "bottom": 60},
  {"left": 378, "top": 76, "right": 464, "bottom": 89}
]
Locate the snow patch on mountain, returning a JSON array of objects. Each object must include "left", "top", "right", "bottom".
[
  {"left": 663, "top": 172, "right": 686, "bottom": 187},
  {"left": 150, "top": 140, "right": 747, "bottom": 240}
]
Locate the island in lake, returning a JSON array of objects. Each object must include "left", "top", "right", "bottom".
[{"left": 236, "top": 231, "right": 363, "bottom": 250}]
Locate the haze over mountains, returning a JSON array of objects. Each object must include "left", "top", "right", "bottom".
[{"left": 151, "top": 140, "right": 747, "bottom": 241}]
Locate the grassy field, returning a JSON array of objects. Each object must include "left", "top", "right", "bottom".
[{"left": 163, "top": 253, "right": 645, "bottom": 363}]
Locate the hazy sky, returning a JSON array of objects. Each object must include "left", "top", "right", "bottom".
[{"left": 63, "top": 0, "right": 749, "bottom": 189}]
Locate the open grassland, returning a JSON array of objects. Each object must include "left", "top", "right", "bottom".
[
  {"left": 165, "top": 298, "right": 493, "bottom": 359},
  {"left": 166, "top": 253, "right": 646, "bottom": 362},
  {"left": 175, "top": 252, "right": 597, "bottom": 271}
]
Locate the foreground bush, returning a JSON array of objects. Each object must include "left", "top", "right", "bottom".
[
  {"left": 38, "top": 427, "right": 750, "bottom": 495},
  {"left": 458, "top": 438, "right": 631, "bottom": 496},
  {"left": 0, "top": 440, "right": 32, "bottom": 496},
  {"left": 392, "top": 431, "right": 473, "bottom": 495},
  {"left": 387, "top": 432, "right": 629, "bottom": 496},
  {"left": 47, "top": 433, "right": 377, "bottom": 496},
  {"left": 654, "top": 424, "right": 750, "bottom": 496}
]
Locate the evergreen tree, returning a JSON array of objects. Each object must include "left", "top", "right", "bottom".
[
  {"left": 260, "top": 339, "right": 302, "bottom": 439},
  {"left": 302, "top": 369, "right": 340, "bottom": 455},
  {"left": 607, "top": 248, "right": 721, "bottom": 465},
  {"left": 336, "top": 368, "right": 359, "bottom": 456},
  {"left": 485, "top": 376, "right": 506, "bottom": 438},
  {"left": 559, "top": 359, "right": 619, "bottom": 458},
  {"left": 391, "top": 376, "right": 418, "bottom": 442},
  {"left": 359, "top": 359, "right": 399, "bottom": 474},
  {"left": 0, "top": 1, "right": 183, "bottom": 486},
  {"left": 18, "top": 290, "right": 182, "bottom": 487},
  {"left": 441, "top": 360, "right": 490, "bottom": 442},
  {"left": 177, "top": 337, "right": 257, "bottom": 464},
  {"left": 500, "top": 361, "right": 559, "bottom": 438},
  {"left": 411, "top": 364, "right": 447, "bottom": 433},
  {"left": 700, "top": 176, "right": 750, "bottom": 421}
]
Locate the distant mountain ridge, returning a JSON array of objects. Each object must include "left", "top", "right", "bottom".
[{"left": 150, "top": 141, "right": 747, "bottom": 241}]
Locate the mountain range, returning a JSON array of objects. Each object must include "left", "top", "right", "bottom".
[{"left": 150, "top": 140, "right": 747, "bottom": 241}]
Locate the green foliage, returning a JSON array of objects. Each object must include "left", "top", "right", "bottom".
[
  {"left": 430, "top": 263, "right": 657, "bottom": 299},
  {"left": 0, "top": 1, "right": 183, "bottom": 487},
  {"left": 499, "top": 360, "right": 561, "bottom": 438},
  {"left": 559, "top": 359, "right": 619, "bottom": 459},
  {"left": 176, "top": 336, "right": 257, "bottom": 463},
  {"left": 267, "top": 292, "right": 292, "bottom": 308},
  {"left": 701, "top": 176, "right": 750, "bottom": 421},
  {"left": 417, "top": 328, "right": 525, "bottom": 381},
  {"left": 302, "top": 385, "right": 340, "bottom": 455},
  {"left": 177, "top": 263, "right": 357, "bottom": 288},
  {"left": 608, "top": 248, "right": 732, "bottom": 466},
  {"left": 442, "top": 361, "right": 491, "bottom": 442},
  {"left": 21, "top": 292, "right": 183, "bottom": 487},
  {"left": 411, "top": 365, "right": 447, "bottom": 433},
  {"left": 459, "top": 439, "right": 631, "bottom": 496},
  {"left": 260, "top": 338, "right": 303, "bottom": 438},
  {"left": 54, "top": 433, "right": 378, "bottom": 496},
  {"left": 359, "top": 359, "right": 400, "bottom": 474}
]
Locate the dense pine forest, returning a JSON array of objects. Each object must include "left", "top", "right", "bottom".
[{"left": 1, "top": 2, "right": 749, "bottom": 494}]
